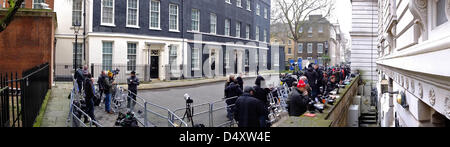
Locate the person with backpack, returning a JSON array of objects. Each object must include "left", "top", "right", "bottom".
[{"left": 288, "top": 80, "right": 310, "bottom": 116}]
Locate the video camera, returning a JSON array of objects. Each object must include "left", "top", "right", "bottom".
[{"left": 184, "top": 93, "right": 193, "bottom": 104}]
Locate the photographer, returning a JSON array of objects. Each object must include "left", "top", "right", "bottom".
[
  {"left": 103, "top": 71, "right": 115, "bottom": 114},
  {"left": 225, "top": 75, "right": 243, "bottom": 120},
  {"left": 97, "top": 71, "right": 106, "bottom": 100},
  {"left": 287, "top": 80, "right": 310, "bottom": 116},
  {"left": 127, "top": 71, "right": 140, "bottom": 111}
]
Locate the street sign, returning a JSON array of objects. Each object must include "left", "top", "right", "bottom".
[{"left": 298, "top": 58, "right": 302, "bottom": 70}]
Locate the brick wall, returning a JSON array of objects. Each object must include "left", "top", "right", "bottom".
[{"left": 0, "top": 9, "right": 56, "bottom": 87}]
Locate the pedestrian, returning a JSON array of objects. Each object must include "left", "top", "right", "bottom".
[
  {"left": 74, "top": 66, "right": 84, "bottom": 93},
  {"left": 314, "top": 64, "right": 324, "bottom": 94},
  {"left": 253, "top": 76, "right": 271, "bottom": 105},
  {"left": 236, "top": 73, "right": 244, "bottom": 91},
  {"left": 305, "top": 63, "right": 319, "bottom": 99},
  {"left": 233, "top": 86, "right": 269, "bottom": 127},
  {"left": 127, "top": 71, "right": 140, "bottom": 111},
  {"left": 324, "top": 75, "right": 338, "bottom": 96},
  {"left": 287, "top": 80, "right": 310, "bottom": 116},
  {"left": 224, "top": 76, "right": 243, "bottom": 120},
  {"left": 103, "top": 71, "right": 115, "bottom": 114},
  {"left": 97, "top": 71, "right": 106, "bottom": 100},
  {"left": 83, "top": 73, "right": 96, "bottom": 122}
]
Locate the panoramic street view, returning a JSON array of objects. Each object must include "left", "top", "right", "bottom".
[{"left": 1, "top": 0, "right": 450, "bottom": 137}]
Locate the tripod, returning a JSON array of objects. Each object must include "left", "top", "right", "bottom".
[{"left": 181, "top": 100, "right": 195, "bottom": 127}]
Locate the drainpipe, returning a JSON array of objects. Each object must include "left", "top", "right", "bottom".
[
  {"left": 83, "top": 0, "right": 86, "bottom": 66},
  {"left": 180, "top": 0, "right": 185, "bottom": 80}
]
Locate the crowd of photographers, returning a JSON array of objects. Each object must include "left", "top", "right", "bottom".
[
  {"left": 283, "top": 63, "right": 351, "bottom": 116},
  {"left": 72, "top": 66, "right": 140, "bottom": 125},
  {"left": 227, "top": 63, "right": 351, "bottom": 127}
]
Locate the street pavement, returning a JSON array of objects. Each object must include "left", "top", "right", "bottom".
[{"left": 40, "top": 82, "right": 72, "bottom": 127}]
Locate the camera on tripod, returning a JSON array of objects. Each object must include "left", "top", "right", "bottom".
[{"left": 184, "top": 93, "right": 193, "bottom": 104}]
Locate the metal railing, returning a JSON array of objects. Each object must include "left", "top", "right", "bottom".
[
  {"left": 67, "top": 81, "right": 188, "bottom": 127},
  {"left": 1, "top": 63, "right": 50, "bottom": 127}
]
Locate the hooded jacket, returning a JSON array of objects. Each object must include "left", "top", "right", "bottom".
[{"left": 233, "top": 93, "right": 269, "bottom": 127}]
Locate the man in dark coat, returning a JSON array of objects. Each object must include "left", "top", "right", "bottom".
[
  {"left": 287, "top": 80, "right": 310, "bottom": 116},
  {"left": 324, "top": 75, "right": 338, "bottom": 96},
  {"left": 127, "top": 71, "right": 140, "bottom": 111},
  {"left": 236, "top": 73, "right": 244, "bottom": 91},
  {"left": 253, "top": 76, "right": 271, "bottom": 105},
  {"left": 314, "top": 64, "right": 324, "bottom": 93},
  {"left": 305, "top": 63, "right": 319, "bottom": 99},
  {"left": 97, "top": 71, "right": 106, "bottom": 100},
  {"left": 234, "top": 86, "right": 269, "bottom": 127},
  {"left": 74, "top": 67, "right": 84, "bottom": 93},
  {"left": 83, "top": 73, "right": 96, "bottom": 121},
  {"left": 225, "top": 77, "right": 243, "bottom": 120}
]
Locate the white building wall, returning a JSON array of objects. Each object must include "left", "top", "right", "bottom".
[{"left": 351, "top": 0, "right": 379, "bottom": 83}]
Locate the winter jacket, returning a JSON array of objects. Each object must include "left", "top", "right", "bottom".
[
  {"left": 103, "top": 77, "right": 113, "bottom": 94},
  {"left": 233, "top": 93, "right": 269, "bottom": 127},
  {"left": 305, "top": 67, "right": 319, "bottom": 88},
  {"left": 84, "top": 78, "right": 95, "bottom": 100},
  {"left": 97, "top": 74, "right": 106, "bottom": 90},
  {"left": 127, "top": 76, "right": 140, "bottom": 92},
  {"left": 324, "top": 81, "right": 338, "bottom": 96},
  {"left": 236, "top": 77, "right": 244, "bottom": 91},
  {"left": 74, "top": 69, "right": 85, "bottom": 82},
  {"left": 225, "top": 82, "right": 243, "bottom": 105},
  {"left": 288, "top": 88, "right": 309, "bottom": 116},
  {"left": 253, "top": 85, "right": 270, "bottom": 105}
]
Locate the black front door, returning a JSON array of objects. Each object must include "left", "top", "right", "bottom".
[{"left": 150, "top": 56, "right": 159, "bottom": 79}]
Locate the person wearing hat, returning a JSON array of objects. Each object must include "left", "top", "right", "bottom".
[
  {"left": 127, "top": 71, "right": 140, "bottom": 111},
  {"left": 233, "top": 86, "right": 269, "bottom": 127},
  {"left": 103, "top": 71, "right": 115, "bottom": 114},
  {"left": 287, "top": 80, "right": 310, "bottom": 116}
]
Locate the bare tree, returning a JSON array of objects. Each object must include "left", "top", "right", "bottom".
[
  {"left": 271, "top": 0, "right": 334, "bottom": 68},
  {"left": 0, "top": 0, "right": 25, "bottom": 32}
]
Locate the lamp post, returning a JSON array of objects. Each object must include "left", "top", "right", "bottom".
[{"left": 74, "top": 21, "right": 81, "bottom": 70}]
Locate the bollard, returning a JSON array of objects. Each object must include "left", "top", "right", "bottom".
[
  {"left": 209, "top": 103, "right": 214, "bottom": 127},
  {"left": 144, "top": 101, "right": 148, "bottom": 127}
]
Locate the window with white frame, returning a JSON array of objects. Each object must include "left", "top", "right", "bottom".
[
  {"left": 308, "top": 27, "right": 312, "bottom": 33},
  {"left": 307, "top": 57, "right": 312, "bottom": 60},
  {"left": 263, "top": 29, "right": 267, "bottom": 42},
  {"left": 255, "top": 26, "right": 259, "bottom": 41},
  {"left": 33, "top": 0, "right": 45, "bottom": 9},
  {"left": 319, "top": 25, "right": 323, "bottom": 33},
  {"left": 72, "top": 0, "right": 82, "bottom": 26},
  {"left": 307, "top": 43, "right": 313, "bottom": 53},
  {"left": 256, "top": 3, "right": 260, "bottom": 16},
  {"left": 225, "top": 19, "right": 231, "bottom": 36},
  {"left": 262, "top": 51, "right": 267, "bottom": 67},
  {"left": 308, "top": 33, "right": 312, "bottom": 38},
  {"left": 246, "top": 25, "right": 250, "bottom": 39},
  {"left": 102, "top": 42, "right": 113, "bottom": 71},
  {"left": 288, "top": 48, "right": 292, "bottom": 54},
  {"left": 435, "top": 0, "right": 448, "bottom": 26},
  {"left": 169, "top": 4, "right": 179, "bottom": 31},
  {"left": 127, "top": 43, "right": 137, "bottom": 71},
  {"left": 191, "top": 48, "right": 200, "bottom": 70},
  {"left": 246, "top": 0, "right": 251, "bottom": 11},
  {"left": 191, "top": 9, "right": 200, "bottom": 32},
  {"left": 264, "top": 7, "right": 268, "bottom": 19},
  {"left": 288, "top": 40, "right": 292, "bottom": 45},
  {"left": 274, "top": 52, "right": 279, "bottom": 66},
  {"left": 225, "top": 0, "right": 231, "bottom": 4},
  {"left": 318, "top": 43, "right": 323, "bottom": 53},
  {"left": 20, "top": 1, "right": 26, "bottom": 8},
  {"left": 210, "top": 13, "right": 217, "bottom": 34},
  {"left": 245, "top": 50, "right": 249, "bottom": 67},
  {"left": 225, "top": 51, "right": 230, "bottom": 68},
  {"left": 102, "top": 0, "right": 114, "bottom": 25},
  {"left": 149, "top": 0, "right": 160, "bottom": 29},
  {"left": 236, "top": 0, "right": 242, "bottom": 7},
  {"left": 127, "top": 0, "right": 139, "bottom": 27},
  {"left": 73, "top": 43, "right": 83, "bottom": 69},
  {"left": 236, "top": 22, "right": 241, "bottom": 38},
  {"left": 298, "top": 43, "right": 303, "bottom": 53},
  {"left": 169, "top": 45, "right": 178, "bottom": 71}
]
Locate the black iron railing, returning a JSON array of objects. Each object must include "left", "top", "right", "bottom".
[{"left": 0, "top": 63, "right": 50, "bottom": 127}]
